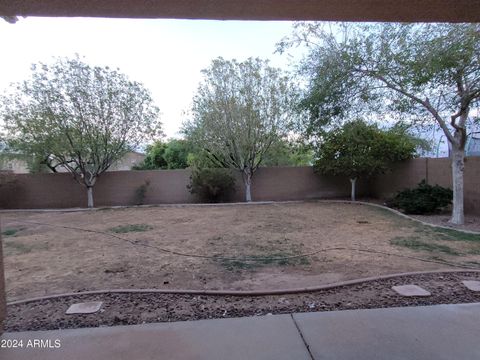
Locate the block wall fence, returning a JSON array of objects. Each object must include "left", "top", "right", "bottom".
[
  {"left": 0, "top": 158, "right": 479, "bottom": 214},
  {"left": 370, "top": 157, "right": 480, "bottom": 215},
  {"left": 0, "top": 167, "right": 369, "bottom": 209}
]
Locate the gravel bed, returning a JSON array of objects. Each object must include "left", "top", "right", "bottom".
[{"left": 5, "top": 272, "right": 480, "bottom": 332}]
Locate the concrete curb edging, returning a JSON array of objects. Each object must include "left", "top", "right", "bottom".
[
  {"left": 320, "top": 200, "right": 480, "bottom": 235},
  {"left": 8, "top": 269, "right": 480, "bottom": 306}
]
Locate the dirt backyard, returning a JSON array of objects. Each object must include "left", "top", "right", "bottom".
[{"left": 2, "top": 202, "right": 480, "bottom": 301}]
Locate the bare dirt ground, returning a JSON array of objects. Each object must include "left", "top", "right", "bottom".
[{"left": 2, "top": 202, "right": 480, "bottom": 302}]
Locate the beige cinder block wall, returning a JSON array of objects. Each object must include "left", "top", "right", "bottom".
[
  {"left": 0, "top": 167, "right": 368, "bottom": 209},
  {"left": 233, "top": 166, "right": 369, "bottom": 202},
  {"left": 0, "top": 161, "right": 477, "bottom": 213},
  {"left": 370, "top": 157, "right": 480, "bottom": 215},
  {"left": 368, "top": 158, "right": 428, "bottom": 198},
  {"left": 427, "top": 157, "right": 480, "bottom": 215}
]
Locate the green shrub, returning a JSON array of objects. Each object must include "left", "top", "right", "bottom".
[
  {"left": 386, "top": 180, "right": 452, "bottom": 214},
  {"left": 2, "top": 228, "right": 19, "bottom": 237},
  {"left": 134, "top": 180, "right": 150, "bottom": 205},
  {"left": 188, "top": 168, "right": 236, "bottom": 203}
]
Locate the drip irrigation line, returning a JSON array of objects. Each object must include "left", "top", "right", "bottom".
[
  {"left": 8, "top": 269, "right": 480, "bottom": 305},
  {"left": 10, "top": 219, "right": 480, "bottom": 270}
]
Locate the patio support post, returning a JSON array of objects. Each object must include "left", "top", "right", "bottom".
[{"left": 0, "top": 230, "right": 5, "bottom": 335}]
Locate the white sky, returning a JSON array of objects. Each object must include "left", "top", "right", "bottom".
[{"left": 0, "top": 17, "right": 301, "bottom": 138}]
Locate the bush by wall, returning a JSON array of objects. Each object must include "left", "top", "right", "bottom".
[
  {"left": 386, "top": 180, "right": 453, "bottom": 214},
  {"left": 134, "top": 180, "right": 150, "bottom": 205},
  {"left": 188, "top": 168, "right": 236, "bottom": 203}
]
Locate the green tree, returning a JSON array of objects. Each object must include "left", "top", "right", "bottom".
[
  {"left": 163, "top": 139, "right": 190, "bottom": 169},
  {"left": 133, "top": 139, "right": 191, "bottom": 170},
  {"left": 134, "top": 141, "right": 168, "bottom": 170},
  {"left": 1, "top": 56, "right": 162, "bottom": 207},
  {"left": 279, "top": 23, "right": 480, "bottom": 224},
  {"left": 314, "top": 120, "right": 417, "bottom": 201},
  {"left": 183, "top": 57, "right": 297, "bottom": 202},
  {"left": 262, "top": 139, "right": 313, "bottom": 166},
  {"left": 186, "top": 149, "right": 221, "bottom": 169}
]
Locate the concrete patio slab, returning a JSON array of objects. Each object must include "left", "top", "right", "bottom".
[
  {"left": 462, "top": 280, "right": 480, "bottom": 292},
  {"left": 0, "top": 314, "right": 311, "bottom": 360},
  {"left": 391, "top": 284, "right": 431, "bottom": 297},
  {"left": 2, "top": 303, "right": 480, "bottom": 360},
  {"left": 65, "top": 301, "right": 103, "bottom": 315},
  {"left": 293, "top": 303, "right": 480, "bottom": 360}
]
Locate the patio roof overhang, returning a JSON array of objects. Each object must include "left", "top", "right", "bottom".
[{"left": 1, "top": 0, "right": 479, "bottom": 23}]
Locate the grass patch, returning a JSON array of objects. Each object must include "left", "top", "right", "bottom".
[
  {"left": 390, "top": 236, "right": 459, "bottom": 255},
  {"left": 3, "top": 239, "right": 50, "bottom": 256},
  {"left": 4, "top": 241, "right": 32, "bottom": 255},
  {"left": 464, "top": 260, "right": 480, "bottom": 267},
  {"left": 212, "top": 234, "right": 311, "bottom": 271},
  {"left": 109, "top": 224, "right": 153, "bottom": 233},
  {"left": 467, "top": 247, "right": 480, "bottom": 255},
  {"left": 432, "top": 227, "right": 480, "bottom": 242},
  {"left": 209, "top": 234, "right": 310, "bottom": 271},
  {"left": 215, "top": 252, "right": 310, "bottom": 272},
  {"left": 2, "top": 228, "right": 19, "bottom": 237},
  {"left": 372, "top": 205, "right": 480, "bottom": 243}
]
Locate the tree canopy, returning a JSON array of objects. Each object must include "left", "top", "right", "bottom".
[
  {"left": 133, "top": 139, "right": 191, "bottom": 170},
  {"left": 1, "top": 56, "right": 162, "bottom": 207},
  {"left": 314, "top": 120, "right": 418, "bottom": 200},
  {"left": 279, "top": 23, "right": 480, "bottom": 223},
  {"left": 261, "top": 139, "right": 313, "bottom": 167},
  {"left": 183, "top": 57, "right": 297, "bottom": 201}
]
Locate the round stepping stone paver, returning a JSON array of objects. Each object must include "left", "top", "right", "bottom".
[
  {"left": 392, "top": 285, "right": 431, "bottom": 297},
  {"left": 66, "top": 301, "right": 103, "bottom": 315},
  {"left": 462, "top": 280, "right": 480, "bottom": 292}
]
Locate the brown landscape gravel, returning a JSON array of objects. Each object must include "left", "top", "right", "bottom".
[{"left": 5, "top": 272, "right": 480, "bottom": 332}]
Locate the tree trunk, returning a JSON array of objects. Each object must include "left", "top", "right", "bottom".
[
  {"left": 450, "top": 147, "right": 465, "bottom": 225},
  {"left": 350, "top": 178, "right": 357, "bottom": 201},
  {"left": 87, "top": 186, "right": 94, "bottom": 208},
  {"left": 245, "top": 182, "right": 252, "bottom": 202},
  {"left": 243, "top": 169, "right": 252, "bottom": 202}
]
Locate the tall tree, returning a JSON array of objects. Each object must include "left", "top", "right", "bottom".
[
  {"left": 315, "top": 120, "right": 418, "bottom": 201},
  {"left": 262, "top": 139, "right": 313, "bottom": 166},
  {"left": 163, "top": 139, "right": 190, "bottom": 169},
  {"left": 183, "top": 57, "right": 297, "bottom": 202},
  {"left": 134, "top": 139, "right": 191, "bottom": 170},
  {"left": 1, "top": 56, "right": 162, "bottom": 207},
  {"left": 133, "top": 140, "right": 168, "bottom": 170},
  {"left": 279, "top": 23, "right": 480, "bottom": 224}
]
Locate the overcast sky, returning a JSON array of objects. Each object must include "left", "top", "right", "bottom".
[{"left": 0, "top": 17, "right": 302, "bottom": 138}]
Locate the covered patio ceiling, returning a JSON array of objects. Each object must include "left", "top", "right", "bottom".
[{"left": 1, "top": 0, "right": 479, "bottom": 23}]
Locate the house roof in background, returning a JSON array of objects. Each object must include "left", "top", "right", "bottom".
[{"left": 1, "top": 0, "right": 479, "bottom": 22}]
